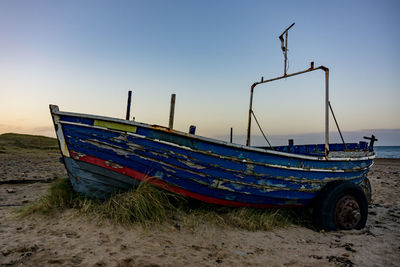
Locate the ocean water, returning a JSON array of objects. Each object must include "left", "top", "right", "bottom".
[{"left": 374, "top": 146, "right": 400, "bottom": 158}]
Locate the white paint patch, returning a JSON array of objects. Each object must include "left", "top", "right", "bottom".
[
  {"left": 211, "top": 180, "right": 235, "bottom": 192},
  {"left": 177, "top": 159, "right": 206, "bottom": 170},
  {"left": 52, "top": 114, "right": 70, "bottom": 157},
  {"left": 84, "top": 139, "right": 131, "bottom": 157},
  {"left": 105, "top": 161, "right": 123, "bottom": 169}
]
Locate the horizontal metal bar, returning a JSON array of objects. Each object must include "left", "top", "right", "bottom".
[
  {"left": 246, "top": 65, "right": 329, "bottom": 149},
  {"left": 251, "top": 65, "right": 327, "bottom": 88}
]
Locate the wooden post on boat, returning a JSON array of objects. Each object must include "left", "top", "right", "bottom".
[
  {"left": 230, "top": 127, "right": 233, "bottom": 143},
  {"left": 126, "top": 90, "right": 132, "bottom": 120},
  {"left": 169, "top": 93, "right": 176, "bottom": 129}
]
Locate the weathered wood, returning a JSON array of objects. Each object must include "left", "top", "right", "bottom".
[
  {"left": 126, "top": 90, "right": 132, "bottom": 120},
  {"left": 168, "top": 94, "right": 176, "bottom": 129}
]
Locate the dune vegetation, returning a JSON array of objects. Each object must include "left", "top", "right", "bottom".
[
  {"left": 19, "top": 177, "right": 307, "bottom": 231},
  {"left": 0, "top": 133, "right": 58, "bottom": 151}
]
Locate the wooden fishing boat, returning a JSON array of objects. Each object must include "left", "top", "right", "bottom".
[{"left": 50, "top": 24, "right": 376, "bottom": 230}]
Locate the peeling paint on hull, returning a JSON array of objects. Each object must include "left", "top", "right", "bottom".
[{"left": 50, "top": 105, "right": 375, "bottom": 207}]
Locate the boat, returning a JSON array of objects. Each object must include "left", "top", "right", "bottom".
[{"left": 50, "top": 24, "right": 376, "bottom": 230}]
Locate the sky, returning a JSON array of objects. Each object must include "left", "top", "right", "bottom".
[{"left": 0, "top": 0, "right": 399, "bottom": 145}]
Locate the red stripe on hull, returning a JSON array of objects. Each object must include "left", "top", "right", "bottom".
[{"left": 69, "top": 151, "right": 297, "bottom": 208}]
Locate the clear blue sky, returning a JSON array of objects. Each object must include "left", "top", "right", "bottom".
[{"left": 1, "top": 0, "right": 399, "bottom": 145}]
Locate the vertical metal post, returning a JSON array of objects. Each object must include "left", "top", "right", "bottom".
[
  {"left": 284, "top": 31, "right": 288, "bottom": 76},
  {"left": 246, "top": 85, "right": 255, "bottom": 146},
  {"left": 279, "top": 23, "right": 294, "bottom": 77},
  {"left": 126, "top": 90, "right": 132, "bottom": 120},
  {"left": 230, "top": 127, "right": 233, "bottom": 143},
  {"left": 324, "top": 68, "right": 330, "bottom": 157},
  {"left": 168, "top": 93, "right": 176, "bottom": 129}
]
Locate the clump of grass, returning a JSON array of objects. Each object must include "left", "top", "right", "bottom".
[
  {"left": 20, "top": 178, "right": 308, "bottom": 231},
  {"left": 19, "top": 178, "right": 184, "bottom": 227},
  {"left": 78, "top": 181, "right": 184, "bottom": 227},
  {"left": 178, "top": 203, "right": 298, "bottom": 231},
  {"left": 221, "top": 207, "right": 293, "bottom": 231}
]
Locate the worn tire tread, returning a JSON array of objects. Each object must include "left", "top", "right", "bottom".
[{"left": 313, "top": 182, "right": 368, "bottom": 231}]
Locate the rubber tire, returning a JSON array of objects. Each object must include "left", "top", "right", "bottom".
[
  {"left": 313, "top": 182, "right": 368, "bottom": 231},
  {"left": 360, "top": 177, "right": 372, "bottom": 204}
]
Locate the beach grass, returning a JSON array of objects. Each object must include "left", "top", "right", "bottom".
[
  {"left": 177, "top": 201, "right": 302, "bottom": 231},
  {"left": 18, "top": 178, "right": 184, "bottom": 226},
  {"left": 77, "top": 181, "right": 185, "bottom": 227},
  {"left": 19, "top": 178, "right": 302, "bottom": 231}
]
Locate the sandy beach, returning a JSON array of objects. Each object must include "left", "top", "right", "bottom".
[{"left": 0, "top": 149, "right": 399, "bottom": 266}]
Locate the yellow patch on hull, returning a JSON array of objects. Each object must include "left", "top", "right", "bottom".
[{"left": 94, "top": 120, "right": 137, "bottom": 133}]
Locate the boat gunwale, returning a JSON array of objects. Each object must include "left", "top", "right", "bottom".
[
  {"left": 50, "top": 105, "right": 376, "bottom": 162},
  {"left": 60, "top": 120, "right": 374, "bottom": 174}
]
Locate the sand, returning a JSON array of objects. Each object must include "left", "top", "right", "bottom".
[{"left": 0, "top": 151, "right": 399, "bottom": 266}]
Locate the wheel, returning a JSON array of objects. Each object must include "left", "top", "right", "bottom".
[
  {"left": 359, "top": 177, "right": 372, "bottom": 204},
  {"left": 313, "top": 182, "right": 368, "bottom": 231}
]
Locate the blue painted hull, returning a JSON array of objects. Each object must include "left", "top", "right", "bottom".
[{"left": 50, "top": 105, "right": 375, "bottom": 207}]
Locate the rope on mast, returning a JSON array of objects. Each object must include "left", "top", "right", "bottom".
[{"left": 251, "top": 110, "right": 273, "bottom": 149}]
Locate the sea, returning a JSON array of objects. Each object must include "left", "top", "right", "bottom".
[{"left": 374, "top": 146, "right": 400, "bottom": 158}]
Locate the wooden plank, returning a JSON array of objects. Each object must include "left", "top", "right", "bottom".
[{"left": 168, "top": 94, "right": 176, "bottom": 129}]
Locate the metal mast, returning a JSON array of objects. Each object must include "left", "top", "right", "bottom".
[
  {"left": 246, "top": 23, "right": 330, "bottom": 158},
  {"left": 279, "top": 22, "right": 295, "bottom": 76}
]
